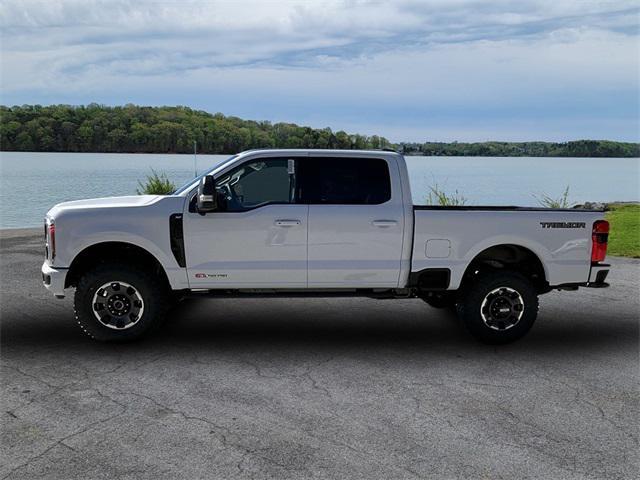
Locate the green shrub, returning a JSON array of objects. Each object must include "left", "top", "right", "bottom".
[
  {"left": 426, "top": 183, "right": 468, "bottom": 206},
  {"left": 533, "top": 185, "right": 571, "bottom": 208},
  {"left": 136, "top": 169, "right": 176, "bottom": 195}
]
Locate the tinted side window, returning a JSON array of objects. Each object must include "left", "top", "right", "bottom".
[
  {"left": 299, "top": 157, "right": 391, "bottom": 205},
  {"left": 215, "top": 158, "right": 293, "bottom": 211}
]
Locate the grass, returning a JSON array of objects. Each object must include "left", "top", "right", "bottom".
[
  {"left": 136, "top": 169, "right": 176, "bottom": 195},
  {"left": 605, "top": 204, "right": 640, "bottom": 258},
  {"left": 426, "top": 183, "right": 468, "bottom": 206},
  {"left": 533, "top": 185, "right": 571, "bottom": 208}
]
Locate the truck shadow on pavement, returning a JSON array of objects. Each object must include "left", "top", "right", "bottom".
[
  {"left": 161, "top": 298, "right": 638, "bottom": 354},
  {"left": 2, "top": 296, "right": 637, "bottom": 356}
]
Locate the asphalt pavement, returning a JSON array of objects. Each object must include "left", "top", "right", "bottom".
[{"left": 1, "top": 228, "right": 638, "bottom": 479}]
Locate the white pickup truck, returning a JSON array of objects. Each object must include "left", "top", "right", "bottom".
[{"left": 42, "top": 149, "right": 611, "bottom": 344}]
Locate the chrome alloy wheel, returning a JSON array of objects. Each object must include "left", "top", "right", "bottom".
[
  {"left": 92, "top": 281, "right": 144, "bottom": 330},
  {"left": 480, "top": 287, "right": 524, "bottom": 331}
]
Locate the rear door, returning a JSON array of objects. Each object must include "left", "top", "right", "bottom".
[{"left": 300, "top": 156, "right": 405, "bottom": 288}]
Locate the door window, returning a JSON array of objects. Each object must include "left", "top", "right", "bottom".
[
  {"left": 299, "top": 157, "right": 391, "bottom": 205},
  {"left": 215, "top": 158, "right": 294, "bottom": 211}
]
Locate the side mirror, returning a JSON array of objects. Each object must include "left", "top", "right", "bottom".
[{"left": 197, "top": 175, "right": 217, "bottom": 213}]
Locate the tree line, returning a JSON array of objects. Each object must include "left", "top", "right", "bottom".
[
  {"left": 399, "top": 140, "right": 640, "bottom": 158},
  {"left": 1, "top": 104, "right": 638, "bottom": 157},
  {"left": 0, "top": 104, "right": 390, "bottom": 154}
]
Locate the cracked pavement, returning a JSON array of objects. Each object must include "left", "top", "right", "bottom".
[{"left": 1, "top": 229, "right": 639, "bottom": 479}]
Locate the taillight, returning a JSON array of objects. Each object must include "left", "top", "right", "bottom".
[
  {"left": 591, "top": 220, "right": 609, "bottom": 263},
  {"left": 48, "top": 223, "right": 56, "bottom": 260}
]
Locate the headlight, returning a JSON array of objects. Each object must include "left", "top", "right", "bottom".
[{"left": 45, "top": 218, "right": 56, "bottom": 261}]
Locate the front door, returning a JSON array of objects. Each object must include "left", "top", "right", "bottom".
[
  {"left": 300, "top": 156, "right": 405, "bottom": 288},
  {"left": 183, "top": 157, "right": 308, "bottom": 288}
]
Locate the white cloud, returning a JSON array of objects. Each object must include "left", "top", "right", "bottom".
[
  {"left": 3, "top": 0, "right": 637, "bottom": 75},
  {"left": 0, "top": 0, "right": 638, "bottom": 141}
]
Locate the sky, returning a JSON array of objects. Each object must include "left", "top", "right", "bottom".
[{"left": 1, "top": 0, "right": 639, "bottom": 142}]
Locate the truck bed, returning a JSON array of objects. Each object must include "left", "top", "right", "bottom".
[
  {"left": 413, "top": 205, "right": 603, "bottom": 212},
  {"left": 411, "top": 207, "right": 605, "bottom": 289}
]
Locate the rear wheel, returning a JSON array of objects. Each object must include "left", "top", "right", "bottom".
[
  {"left": 74, "top": 263, "right": 169, "bottom": 341},
  {"left": 457, "top": 271, "right": 538, "bottom": 344}
]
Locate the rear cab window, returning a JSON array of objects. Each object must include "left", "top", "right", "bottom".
[{"left": 298, "top": 157, "right": 391, "bottom": 205}]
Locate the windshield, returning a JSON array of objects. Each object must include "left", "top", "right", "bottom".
[{"left": 173, "top": 154, "right": 239, "bottom": 195}]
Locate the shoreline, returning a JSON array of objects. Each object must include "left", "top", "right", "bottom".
[
  {"left": 1, "top": 227, "right": 635, "bottom": 260},
  {"left": 2, "top": 201, "right": 638, "bottom": 232},
  {"left": 2, "top": 224, "right": 636, "bottom": 259},
  {"left": 0, "top": 227, "right": 41, "bottom": 239}
]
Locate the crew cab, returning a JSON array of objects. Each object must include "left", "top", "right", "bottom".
[{"left": 42, "top": 149, "right": 611, "bottom": 343}]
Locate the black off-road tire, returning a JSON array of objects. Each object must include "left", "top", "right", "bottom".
[
  {"left": 457, "top": 271, "right": 539, "bottom": 344},
  {"left": 74, "top": 263, "right": 170, "bottom": 342}
]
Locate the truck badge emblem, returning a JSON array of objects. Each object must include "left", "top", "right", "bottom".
[{"left": 540, "top": 222, "right": 586, "bottom": 229}]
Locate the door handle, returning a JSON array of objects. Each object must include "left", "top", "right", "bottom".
[
  {"left": 275, "top": 219, "right": 301, "bottom": 227},
  {"left": 372, "top": 220, "right": 398, "bottom": 227}
]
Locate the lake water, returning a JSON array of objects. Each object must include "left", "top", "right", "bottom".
[{"left": 0, "top": 151, "right": 638, "bottom": 229}]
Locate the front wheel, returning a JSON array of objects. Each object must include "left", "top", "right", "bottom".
[
  {"left": 457, "top": 271, "right": 539, "bottom": 344},
  {"left": 74, "top": 263, "right": 169, "bottom": 341}
]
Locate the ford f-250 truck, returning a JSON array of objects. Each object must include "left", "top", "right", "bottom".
[{"left": 42, "top": 149, "right": 611, "bottom": 344}]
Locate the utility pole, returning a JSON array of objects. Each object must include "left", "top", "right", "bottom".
[{"left": 193, "top": 140, "right": 197, "bottom": 178}]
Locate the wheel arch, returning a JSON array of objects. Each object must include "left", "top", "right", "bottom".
[
  {"left": 65, "top": 241, "right": 170, "bottom": 290},
  {"left": 460, "top": 243, "right": 549, "bottom": 293}
]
